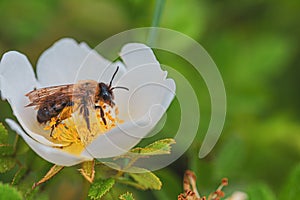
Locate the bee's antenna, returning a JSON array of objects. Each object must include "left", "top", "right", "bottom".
[
  {"left": 111, "top": 86, "right": 129, "bottom": 91},
  {"left": 109, "top": 66, "right": 119, "bottom": 88}
]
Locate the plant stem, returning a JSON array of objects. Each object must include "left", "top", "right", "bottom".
[
  {"left": 148, "top": 0, "right": 166, "bottom": 46},
  {"left": 81, "top": 178, "right": 91, "bottom": 200},
  {"left": 13, "top": 134, "right": 19, "bottom": 153}
]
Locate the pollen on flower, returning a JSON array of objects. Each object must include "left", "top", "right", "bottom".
[
  {"left": 50, "top": 119, "right": 81, "bottom": 144},
  {"left": 43, "top": 103, "right": 123, "bottom": 155}
]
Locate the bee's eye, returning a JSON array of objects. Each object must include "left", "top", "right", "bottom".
[
  {"left": 102, "top": 93, "right": 109, "bottom": 100},
  {"left": 99, "top": 83, "right": 112, "bottom": 101}
]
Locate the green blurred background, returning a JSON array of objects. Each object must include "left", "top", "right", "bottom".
[{"left": 0, "top": 0, "right": 299, "bottom": 199}]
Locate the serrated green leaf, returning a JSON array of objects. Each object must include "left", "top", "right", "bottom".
[
  {"left": 279, "top": 164, "right": 300, "bottom": 200},
  {"left": 0, "top": 122, "right": 8, "bottom": 144},
  {"left": 0, "top": 183, "right": 22, "bottom": 200},
  {"left": 119, "top": 192, "right": 135, "bottom": 200},
  {"left": 12, "top": 166, "right": 27, "bottom": 185},
  {"left": 0, "top": 157, "right": 16, "bottom": 173},
  {"left": 130, "top": 138, "right": 176, "bottom": 156},
  {"left": 88, "top": 178, "right": 115, "bottom": 200},
  {"left": 0, "top": 144, "right": 14, "bottom": 156},
  {"left": 127, "top": 167, "right": 162, "bottom": 190}
]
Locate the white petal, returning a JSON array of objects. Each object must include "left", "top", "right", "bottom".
[
  {"left": 6, "top": 119, "right": 92, "bottom": 166},
  {"left": 119, "top": 43, "right": 159, "bottom": 69},
  {"left": 36, "top": 38, "right": 121, "bottom": 87},
  {"left": 79, "top": 42, "right": 92, "bottom": 51},
  {"left": 78, "top": 41, "right": 127, "bottom": 83},
  {"left": 84, "top": 119, "right": 151, "bottom": 158},
  {"left": 85, "top": 94, "right": 171, "bottom": 158},
  {"left": 74, "top": 52, "right": 126, "bottom": 84},
  {"left": 115, "top": 72, "right": 174, "bottom": 131},
  {"left": 79, "top": 41, "right": 128, "bottom": 82},
  {"left": 116, "top": 45, "right": 176, "bottom": 121},
  {"left": 116, "top": 67, "right": 175, "bottom": 120},
  {"left": 36, "top": 38, "right": 87, "bottom": 86},
  {"left": 0, "top": 51, "right": 36, "bottom": 102},
  {"left": 230, "top": 192, "right": 248, "bottom": 200},
  {"left": 0, "top": 51, "right": 64, "bottom": 146}
]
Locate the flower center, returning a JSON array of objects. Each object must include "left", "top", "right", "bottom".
[{"left": 44, "top": 103, "right": 123, "bottom": 155}]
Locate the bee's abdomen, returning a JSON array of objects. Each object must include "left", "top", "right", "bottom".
[
  {"left": 37, "top": 102, "right": 71, "bottom": 123},
  {"left": 37, "top": 107, "right": 59, "bottom": 123}
]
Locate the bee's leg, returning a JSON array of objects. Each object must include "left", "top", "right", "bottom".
[
  {"left": 50, "top": 118, "right": 61, "bottom": 137},
  {"left": 95, "top": 105, "right": 107, "bottom": 125},
  {"left": 78, "top": 104, "right": 91, "bottom": 131},
  {"left": 50, "top": 127, "right": 55, "bottom": 137},
  {"left": 82, "top": 105, "right": 91, "bottom": 131}
]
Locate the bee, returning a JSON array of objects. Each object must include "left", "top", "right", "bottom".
[{"left": 25, "top": 67, "right": 128, "bottom": 135}]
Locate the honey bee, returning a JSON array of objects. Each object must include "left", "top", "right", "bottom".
[{"left": 25, "top": 67, "right": 128, "bottom": 135}]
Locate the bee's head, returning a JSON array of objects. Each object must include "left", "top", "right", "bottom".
[
  {"left": 98, "top": 82, "right": 115, "bottom": 106},
  {"left": 98, "top": 66, "right": 129, "bottom": 107}
]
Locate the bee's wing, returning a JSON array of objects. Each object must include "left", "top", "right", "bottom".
[{"left": 25, "top": 84, "right": 76, "bottom": 108}]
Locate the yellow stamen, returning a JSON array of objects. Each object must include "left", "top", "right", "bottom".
[{"left": 43, "top": 104, "right": 122, "bottom": 155}]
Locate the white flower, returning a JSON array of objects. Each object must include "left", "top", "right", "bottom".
[
  {"left": 0, "top": 38, "right": 175, "bottom": 166},
  {"left": 227, "top": 191, "right": 248, "bottom": 200}
]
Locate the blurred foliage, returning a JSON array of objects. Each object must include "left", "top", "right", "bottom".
[
  {"left": 0, "top": 182, "right": 22, "bottom": 200},
  {"left": 0, "top": 0, "right": 300, "bottom": 199}
]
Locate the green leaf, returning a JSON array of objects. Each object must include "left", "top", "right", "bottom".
[
  {"left": 0, "top": 157, "right": 16, "bottom": 173},
  {"left": 0, "top": 183, "right": 22, "bottom": 200},
  {"left": 88, "top": 178, "right": 115, "bottom": 200},
  {"left": 279, "top": 164, "right": 300, "bottom": 200},
  {"left": 130, "top": 138, "right": 176, "bottom": 156},
  {"left": 119, "top": 192, "right": 135, "bottom": 200},
  {"left": 0, "top": 144, "right": 14, "bottom": 156},
  {"left": 12, "top": 166, "right": 27, "bottom": 185},
  {"left": 0, "top": 122, "right": 8, "bottom": 144},
  {"left": 127, "top": 167, "right": 162, "bottom": 190}
]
